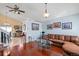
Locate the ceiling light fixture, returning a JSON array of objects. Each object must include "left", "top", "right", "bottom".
[{"left": 43, "top": 3, "right": 49, "bottom": 18}]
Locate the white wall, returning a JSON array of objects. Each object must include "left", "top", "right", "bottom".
[
  {"left": 24, "top": 20, "right": 42, "bottom": 42},
  {"left": 42, "top": 14, "right": 79, "bottom": 36},
  {"left": 22, "top": 14, "right": 79, "bottom": 43}
]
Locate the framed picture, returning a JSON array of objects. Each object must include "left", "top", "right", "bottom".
[
  {"left": 47, "top": 24, "right": 53, "bottom": 30},
  {"left": 62, "top": 22, "right": 72, "bottom": 29},
  {"left": 53, "top": 22, "right": 61, "bottom": 28},
  {"left": 32, "top": 23, "right": 39, "bottom": 30}
]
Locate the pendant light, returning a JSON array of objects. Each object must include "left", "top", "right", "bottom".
[{"left": 43, "top": 3, "right": 49, "bottom": 18}]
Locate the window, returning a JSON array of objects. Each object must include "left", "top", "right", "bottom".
[
  {"left": 0, "top": 25, "right": 12, "bottom": 32},
  {"left": 0, "top": 25, "right": 12, "bottom": 44}
]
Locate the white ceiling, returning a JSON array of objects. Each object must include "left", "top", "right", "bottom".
[{"left": 0, "top": 3, "right": 79, "bottom": 22}]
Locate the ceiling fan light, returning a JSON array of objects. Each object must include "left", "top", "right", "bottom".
[
  {"left": 43, "top": 12, "right": 49, "bottom": 18},
  {"left": 43, "top": 3, "right": 49, "bottom": 18}
]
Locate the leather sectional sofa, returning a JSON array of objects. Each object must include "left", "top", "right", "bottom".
[
  {"left": 42, "top": 34, "right": 79, "bottom": 55},
  {"left": 43, "top": 34, "right": 79, "bottom": 45}
]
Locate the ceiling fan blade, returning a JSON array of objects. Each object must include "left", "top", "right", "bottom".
[
  {"left": 6, "top": 6, "right": 14, "bottom": 9},
  {"left": 18, "top": 10, "right": 25, "bottom": 13},
  {"left": 14, "top": 5, "right": 17, "bottom": 7},
  {"left": 9, "top": 10, "right": 14, "bottom": 12},
  {"left": 14, "top": 5, "right": 19, "bottom": 9}
]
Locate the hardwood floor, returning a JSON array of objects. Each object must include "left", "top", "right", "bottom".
[{"left": 5, "top": 41, "right": 66, "bottom": 56}]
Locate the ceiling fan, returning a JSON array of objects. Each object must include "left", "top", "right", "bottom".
[{"left": 6, "top": 5, "right": 25, "bottom": 14}]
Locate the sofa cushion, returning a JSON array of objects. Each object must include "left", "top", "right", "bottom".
[
  {"left": 70, "top": 36, "right": 77, "bottom": 43},
  {"left": 64, "top": 36, "right": 71, "bottom": 42},
  {"left": 75, "top": 37, "right": 79, "bottom": 45},
  {"left": 54, "top": 35, "right": 59, "bottom": 39},
  {"left": 59, "top": 35, "right": 64, "bottom": 40}
]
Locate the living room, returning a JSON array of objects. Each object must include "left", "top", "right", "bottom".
[{"left": 0, "top": 3, "right": 79, "bottom": 56}]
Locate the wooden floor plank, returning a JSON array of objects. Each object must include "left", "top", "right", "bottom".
[{"left": 5, "top": 41, "right": 66, "bottom": 56}]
